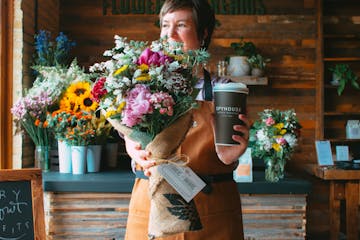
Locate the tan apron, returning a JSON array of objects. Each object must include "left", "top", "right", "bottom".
[{"left": 125, "top": 101, "right": 244, "bottom": 240}]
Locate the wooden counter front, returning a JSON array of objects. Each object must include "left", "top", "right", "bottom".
[{"left": 43, "top": 171, "right": 311, "bottom": 240}]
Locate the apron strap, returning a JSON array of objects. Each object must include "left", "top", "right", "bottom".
[{"left": 203, "top": 68, "right": 213, "bottom": 101}]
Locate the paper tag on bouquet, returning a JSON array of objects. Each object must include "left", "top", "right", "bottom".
[{"left": 157, "top": 164, "right": 206, "bottom": 202}]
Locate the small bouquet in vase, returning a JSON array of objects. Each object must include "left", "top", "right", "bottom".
[
  {"left": 249, "top": 109, "right": 302, "bottom": 182},
  {"left": 90, "top": 35, "right": 209, "bottom": 238}
]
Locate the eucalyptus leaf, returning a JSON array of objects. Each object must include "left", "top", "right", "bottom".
[{"left": 129, "top": 130, "right": 153, "bottom": 149}]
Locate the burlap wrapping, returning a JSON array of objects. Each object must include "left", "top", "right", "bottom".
[{"left": 107, "top": 112, "right": 202, "bottom": 239}]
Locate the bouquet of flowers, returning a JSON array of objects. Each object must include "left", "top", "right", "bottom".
[
  {"left": 47, "top": 78, "right": 99, "bottom": 146},
  {"left": 62, "top": 111, "right": 95, "bottom": 146},
  {"left": 11, "top": 31, "right": 77, "bottom": 148},
  {"left": 89, "top": 114, "right": 113, "bottom": 145},
  {"left": 90, "top": 35, "right": 209, "bottom": 238},
  {"left": 11, "top": 91, "right": 52, "bottom": 147},
  {"left": 249, "top": 109, "right": 302, "bottom": 182}
]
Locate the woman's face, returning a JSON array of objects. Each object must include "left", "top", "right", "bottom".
[{"left": 160, "top": 9, "right": 200, "bottom": 51}]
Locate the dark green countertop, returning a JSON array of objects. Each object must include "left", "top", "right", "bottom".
[{"left": 43, "top": 170, "right": 312, "bottom": 194}]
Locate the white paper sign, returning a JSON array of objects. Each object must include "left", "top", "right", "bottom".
[
  {"left": 315, "top": 140, "right": 334, "bottom": 166},
  {"left": 233, "top": 147, "right": 252, "bottom": 182},
  {"left": 157, "top": 164, "right": 206, "bottom": 203},
  {"left": 336, "top": 146, "right": 349, "bottom": 161}
]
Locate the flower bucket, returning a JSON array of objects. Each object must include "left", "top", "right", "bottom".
[
  {"left": 71, "top": 146, "right": 87, "bottom": 174},
  {"left": 58, "top": 140, "right": 72, "bottom": 173},
  {"left": 87, "top": 145, "right": 102, "bottom": 172},
  {"left": 104, "top": 142, "right": 119, "bottom": 168}
]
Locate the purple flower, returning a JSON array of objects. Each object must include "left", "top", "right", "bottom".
[
  {"left": 137, "top": 48, "right": 173, "bottom": 67},
  {"left": 121, "top": 84, "right": 153, "bottom": 127},
  {"left": 11, "top": 91, "right": 52, "bottom": 120}
]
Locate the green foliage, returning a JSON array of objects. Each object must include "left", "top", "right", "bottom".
[
  {"left": 247, "top": 54, "right": 271, "bottom": 70},
  {"left": 230, "top": 37, "right": 257, "bottom": 57},
  {"left": 329, "top": 64, "right": 359, "bottom": 96}
]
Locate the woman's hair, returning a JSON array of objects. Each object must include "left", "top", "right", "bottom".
[{"left": 159, "top": 0, "right": 215, "bottom": 50}]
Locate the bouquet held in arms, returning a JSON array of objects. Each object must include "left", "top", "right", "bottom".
[{"left": 90, "top": 35, "right": 209, "bottom": 238}]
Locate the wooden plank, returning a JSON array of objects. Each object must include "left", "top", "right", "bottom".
[{"left": 44, "top": 192, "right": 307, "bottom": 239}]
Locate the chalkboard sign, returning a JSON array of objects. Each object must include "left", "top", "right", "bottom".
[{"left": 0, "top": 169, "right": 45, "bottom": 240}]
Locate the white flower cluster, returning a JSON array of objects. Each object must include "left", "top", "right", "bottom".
[{"left": 30, "top": 59, "right": 92, "bottom": 104}]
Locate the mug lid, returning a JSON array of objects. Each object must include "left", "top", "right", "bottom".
[{"left": 213, "top": 82, "right": 249, "bottom": 94}]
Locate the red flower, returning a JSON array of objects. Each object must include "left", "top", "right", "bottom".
[{"left": 91, "top": 77, "right": 108, "bottom": 102}]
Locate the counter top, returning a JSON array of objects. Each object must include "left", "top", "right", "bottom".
[{"left": 43, "top": 170, "right": 311, "bottom": 194}]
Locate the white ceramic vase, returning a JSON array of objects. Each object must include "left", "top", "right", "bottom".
[
  {"left": 330, "top": 72, "right": 340, "bottom": 86},
  {"left": 58, "top": 140, "right": 72, "bottom": 173},
  {"left": 71, "top": 146, "right": 87, "bottom": 174},
  {"left": 251, "top": 68, "right": 264, "bottom": 77},
  {"left": 227, "top": 56, "right": 250, "bottom": 77},
  {"left": 87, "top": 145, "right": 102, "bottom": 173}
]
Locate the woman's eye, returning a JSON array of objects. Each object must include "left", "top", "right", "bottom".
[
  {"left": 162, "top": 24, "right": 169, "bottom": 28},
  {"left": 178, "top": 23, "right": 186, "bottom": 28}
]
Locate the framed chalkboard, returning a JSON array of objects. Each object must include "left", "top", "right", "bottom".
[{"left": 0, "top": 168, "right": 45, "bottom": 240}]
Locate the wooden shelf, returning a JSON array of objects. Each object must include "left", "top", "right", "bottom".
[
  {"left": 324, "top": 57, "right": 360, "bottom": 62},
  {"left": 324, "top": 34, "right": 360, "bottom": 39},
  {"left": 326, "top": 139, "right": 360, "bottom": 144},
  {"left": 324, "top": 112, "right": 360, "bottom": 116},
  {"left": 324, "top": 84, "right": 338, "bottom": 88},
  {"left": 227, "top": 76, "right": 268, "bottom": 85}
]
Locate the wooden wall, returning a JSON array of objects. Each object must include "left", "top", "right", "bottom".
[
  {"left": 21, "top": 0, "right": 59, "bottom": 167},
  {"left": 21, "top": 0, "right": 351, "bottom": 238},
  {"left": 57, "top": 0, "right": 321, "bottom": 236},
  {"left": 58, "top": 0, "right": 318, "bottom": 166}
]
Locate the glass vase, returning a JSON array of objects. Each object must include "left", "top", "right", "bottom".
[
  {"left": 265, "top": 157, "right": 285, "bottom": 182},
  {"left": 34, "top": 145, "right": 50, "bottom": 172}
]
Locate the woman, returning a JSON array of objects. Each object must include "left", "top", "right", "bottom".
[{"left": 124, "top": 0, "right": 249, "bottom": 239}]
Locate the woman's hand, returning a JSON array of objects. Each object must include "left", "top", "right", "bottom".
[
  {"left": 213, "top": 114, "right": 250, "bottom": 165},
  {"left": 124, "top": 136, "right": 155, "bottom": 176}
]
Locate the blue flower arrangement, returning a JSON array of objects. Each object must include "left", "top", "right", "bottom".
[{"left": 33, "top": 30, "right": 76, "bottom": 67}]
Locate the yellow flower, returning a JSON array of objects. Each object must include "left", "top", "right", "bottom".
[
  {"left": 113, "top": 65, "right": 129, "bottom": 76},
  {"left": 136, "top": 74, "right": 151, "bottom": 81},
  {"left": 66, "top": 81, "right": 91, "bottom": 99},
  {"left": 105, "top": 110, "right": 117, "bottom": 118},
  {"left": 138, "top": 64, "right": 149, "bottom": 72},
  {"left": 272, "top": 143, "right": 281, "bottom": 152},
  {"left": 280, "top": 129, "right": 287, "bottom": 135},
  {"left": 135, "top": 64, "right": 150, "bottom": 81},
  {"left": 274, "top": 123, "right": 284, "bottom": 130},
  {"left": 77, "top": 91, "right": 98, "bottom": 112},
  {"left": 117, "top": 101, "right": 126, "bottom": 112},
  {"left": 59, "top": 95, "right": 76, "bottom": 111}
]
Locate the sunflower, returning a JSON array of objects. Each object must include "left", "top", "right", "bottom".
[
  {"left": 59, "top": 94, "right": 76, "bottom": 111},
  {"left": 77, "top": 91, "right": 98, "bottom": 112},
  {"left": 66, "top": 81, "right": 91, "bottom": 99}
]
